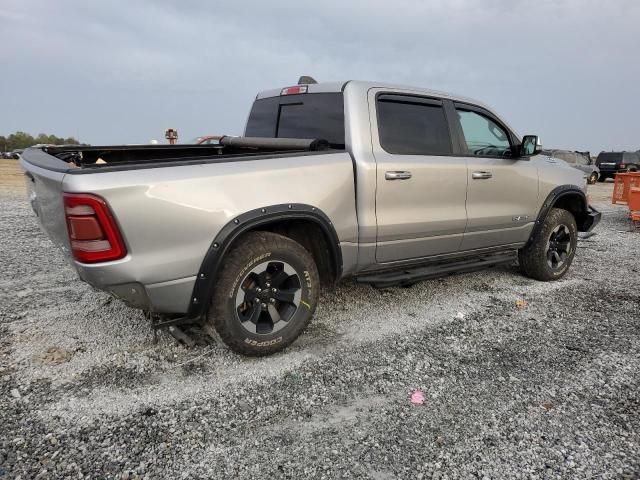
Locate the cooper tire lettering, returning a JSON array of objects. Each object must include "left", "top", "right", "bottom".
[
  {"left": 243, "top": 336, "right": 283, "bottom": 347},
  {"left": 208, "top": 231, "right": 320, "bottom": 356}
]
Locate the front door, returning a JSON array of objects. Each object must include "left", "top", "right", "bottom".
[
  {"left": 371, "top": 91, "right": 468, "bottom": 263},
  {"left": 453, "top": 104, "right": 539, "bottom": 251}
]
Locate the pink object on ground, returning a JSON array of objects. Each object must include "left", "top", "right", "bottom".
[{"left": 410, "top": 389, "right": 425, "bottom": 405}]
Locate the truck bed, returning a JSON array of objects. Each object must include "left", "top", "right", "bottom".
[
  {"left": 28, "top": 137, "right": 333, "bottom": 172},
  {"left": 20, "top": 138, "right": 358, "bottom": 315}
]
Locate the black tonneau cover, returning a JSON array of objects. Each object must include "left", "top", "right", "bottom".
[{"left": 42, "top": 136, "right": 330, "bottom": 169}]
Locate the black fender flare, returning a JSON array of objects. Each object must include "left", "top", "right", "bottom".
[
  {"left": 526, "top": 185, "right": 588, "bottom": 246},
  {"left": 186, "top": 203, "right": 342, "bottom": 319}
]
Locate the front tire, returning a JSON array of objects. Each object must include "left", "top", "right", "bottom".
[
  {"left": 588, "top": 172, "right": 599, "bottom": 184},
  {"left": 207, "top": 231, "right": 319, "bottom": 356},
  {"left": 519, "top": 208, "right": 577, "bottom": 281}
]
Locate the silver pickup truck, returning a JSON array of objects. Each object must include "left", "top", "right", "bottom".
[{"left": 21, "top": 78, "right": 601, "bottom": 355}]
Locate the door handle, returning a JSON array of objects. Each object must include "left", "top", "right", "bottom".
[
  {"left": 385, "top": 171, "right": 412, "bottom": 180},
  {"left": 472, "top": 171, "right": 493, "bottom": 180}
]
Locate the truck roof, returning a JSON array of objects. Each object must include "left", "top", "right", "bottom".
[
  {"left": 256, "top": 80, "right": 491, "bottom": 109},
  {"left": 256, "top": 80, "right": 518, "bottom": 138}
]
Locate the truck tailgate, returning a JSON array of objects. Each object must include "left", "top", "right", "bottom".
[{"left": 20, "top": 152, "right": 71, "bottom": 257}]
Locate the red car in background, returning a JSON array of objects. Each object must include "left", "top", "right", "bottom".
[{"left": 190, "top": 135, "right": 222, "bottom": 145}]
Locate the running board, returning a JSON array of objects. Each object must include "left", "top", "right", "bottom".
[{"left": 355, "top": 251, "right": 518, "bottom": 288}]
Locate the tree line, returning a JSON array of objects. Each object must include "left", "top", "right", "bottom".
[{"left": 1, "top": 131, "right": 82, "bottom": 152}]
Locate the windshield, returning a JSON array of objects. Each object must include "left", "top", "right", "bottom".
[{"left": 245, "top": 93, "right": 345, "bottom": 148}]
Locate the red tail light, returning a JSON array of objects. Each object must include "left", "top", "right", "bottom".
[
  {"left": 63, "top": 193, "right": 127, "bottom": 263},
  {"left": 280, "top": 85, "right": 307, "bottom": 95}
]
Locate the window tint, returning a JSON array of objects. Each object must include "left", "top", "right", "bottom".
[
  {"left": 377, "top": 98, "right": 452, "bottom": 155},
  {"left": 245, "top": 98, "right": 279, "bottom": 138},
  {"left": 456, "top": 109, "right": 512, "bottom": 157},
  {"left": 596, "top": 152, "right": 623, "bottom": 164},
  {"left": 245, "top": 93, "right": 345, "bottom": 147}
]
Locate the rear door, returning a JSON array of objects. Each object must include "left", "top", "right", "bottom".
[
  {"left": 370, "top": 91, "right": 468, "bottom": 263},
  {"left": 452, "top": 103, "right": 539, "bottom": 250}
]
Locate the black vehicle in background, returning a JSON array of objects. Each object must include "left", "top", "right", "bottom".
[{"left": 596, "top": 151, "right": 640, "bottom": 181}]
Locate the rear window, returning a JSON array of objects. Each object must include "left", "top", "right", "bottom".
[
  {"left": 245, "top": 93, "right": 345, "bottom": 148},
  {"left": 597, "top": 152, "right": 623, "bottom": 164}
]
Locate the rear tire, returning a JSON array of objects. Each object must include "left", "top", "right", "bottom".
[
  {"left": 588, "top": 172, "right": 598, "bottom": 184},
  {"left": 519, "top": 208, "right": 577, "bottom": 281},
  {"left": 207, "top": 231, "right": 319, "bottom": 356}
]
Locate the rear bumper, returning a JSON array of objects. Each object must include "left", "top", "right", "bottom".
[
  {"left": 580, "top": 205, "right": 601, "bottom": 232},
  {"left": 599, "top": 168, "right": 624, "bottom": 175},
  {"left": 76, "top": 263, "right": 195, "bottom": 314}
]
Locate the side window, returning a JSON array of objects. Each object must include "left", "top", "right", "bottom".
[
  {"left": 575, "top": 154, "right": 590, "bottom": 165},
  {"left": 377, "top": 97, "right": 452, "bottom": 155},
  {"left": 576, "top": 153, "right": 591, "bottom": 165},
  {"left": 456, "top": 108, "right": 512, "bottom": 157},
  {"left": 623, "top": 152, "right": 640, "bottom": 165}
]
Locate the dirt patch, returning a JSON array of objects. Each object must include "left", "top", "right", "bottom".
[
  {"left": 0, "top": 159, "right": 26, "bottom": 192},
  {"left": 33, "top": 347, "right": 75, "bottom": 365}
]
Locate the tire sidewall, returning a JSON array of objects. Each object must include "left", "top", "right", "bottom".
[
  {"left": 541, "top": 212, "right": 578, "bottom": 279},
  {"left": 218, "top": 243, "right": 317, "bottom": 352}
]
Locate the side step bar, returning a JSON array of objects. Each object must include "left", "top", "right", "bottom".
[{"left": 355, "top": 250, "right": 518, "bottom": 288}]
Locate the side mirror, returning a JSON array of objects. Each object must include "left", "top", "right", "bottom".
[{"left": 520, "top": 135, "right": 542, "bottom": 157}]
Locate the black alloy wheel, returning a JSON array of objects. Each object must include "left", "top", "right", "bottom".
[
  {"left": 235, "top": 260, "right": 302, "bottom": 335},
  {"left": 546, "top": 224, "right": 572, "bottom": 270}
]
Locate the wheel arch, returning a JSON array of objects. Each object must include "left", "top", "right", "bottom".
[
  {"left": 526, "top": 185, "right": 591, "bottom": 246},
  {"left": 187, "top": 204, "right": 342, "bottom": 319}
]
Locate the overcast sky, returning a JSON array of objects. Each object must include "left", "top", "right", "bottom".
[{"left": 1, "top": 0, "right": 639, "bottom": 152}]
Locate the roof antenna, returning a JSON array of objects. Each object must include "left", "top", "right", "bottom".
[{"left": 298, "top": 76, "right": 318, "bottom": 85}]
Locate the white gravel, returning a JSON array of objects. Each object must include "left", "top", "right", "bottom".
[{"left": 1, "top": 180, "right": 639, "bottom": 479}]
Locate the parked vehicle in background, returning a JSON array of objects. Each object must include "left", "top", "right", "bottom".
[
  {"left": 596, "top": 151, "right": 640, "bottom": 181},
  {"left": 20, "top": 78, "right": 601, "bottom": 356},
  {"left": 542, "top": 149, "right": 600, "bottom": 184},
  {"left": 190, "top": 135, "right": 222, "bottom": 145},
  {"left": 11, "top": 149, "right": 24, "bottom": 159}
]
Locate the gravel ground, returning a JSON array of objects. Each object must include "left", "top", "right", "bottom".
[{"left": 1, "top": 163, "right": 639, "bottom": 479}]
